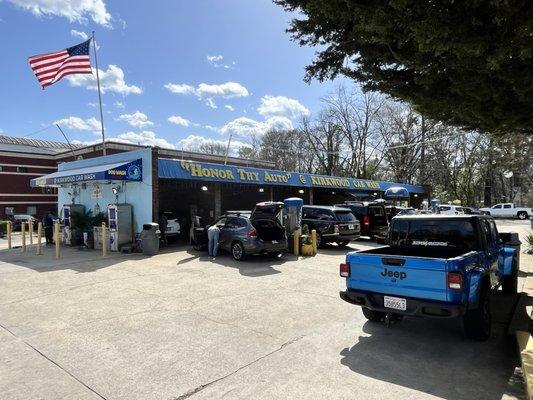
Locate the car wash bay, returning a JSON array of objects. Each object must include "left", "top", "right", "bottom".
[{"left": 156, "top": 158, "right": 428, "bottom": 233}]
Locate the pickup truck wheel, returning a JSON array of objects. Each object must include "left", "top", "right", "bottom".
[
  {"left": 463, "top": 284, "right": 491, "bottom": 341},
  {"left": 502, "top": 262, "right": 518, "bottom": 295},
  {"left": 517, "top": 211, "right": 528, "bottom": 220},
  {"left": 362, "top": 307, "right": 386, "bottom": 322},
  {"left": 231, "top": 241, "right": 246, "bottom": 261}
]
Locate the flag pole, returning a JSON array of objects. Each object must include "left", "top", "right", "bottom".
[{"left": 92, "top": 31, "right": 106, "bottom": 156}]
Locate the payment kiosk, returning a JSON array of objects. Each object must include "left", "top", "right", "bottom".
[
  {"left": 62, "top": 204, "right": 85, "bottom": 245},
  {"left": 107, "top": 204, "right": 133, "bottom": 251}
]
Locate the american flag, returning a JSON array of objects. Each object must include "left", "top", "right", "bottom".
[{"left": 28, "top": 39, "right": 92, "bottom": 89}]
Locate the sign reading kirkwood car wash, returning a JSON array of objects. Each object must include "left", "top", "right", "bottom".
[{"left": 158, "top": 159, "right": 425, "bottom": 193}]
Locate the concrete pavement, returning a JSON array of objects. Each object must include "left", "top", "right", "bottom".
[{"left": 0, "top": 220, "right": 530, "bottom": 400}]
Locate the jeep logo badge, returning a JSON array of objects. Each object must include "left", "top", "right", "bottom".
[{"left": 381, "top": 268, "right": 407, "bottom": 280}]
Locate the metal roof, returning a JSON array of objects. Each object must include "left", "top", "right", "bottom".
[{"left": 0, "top": 135, "right": 83, "bottom": 154}]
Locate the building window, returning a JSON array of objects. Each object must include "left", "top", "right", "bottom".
[
  {"left": 5, "top": 207, "right": 14, "bottom": 216},
  {"left": 27, "top": 206, "right": 37, "bottom": 216},
  {"left": 17, "top": 166, "right": 28, "bottom": 173}
]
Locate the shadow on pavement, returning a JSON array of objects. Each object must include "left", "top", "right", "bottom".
[{"left": 339, "top": 293, "right": 523, "bottom": 400}]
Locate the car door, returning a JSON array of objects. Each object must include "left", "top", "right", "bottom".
[
  {"left": 502, "top": 204, "right": 513, "bottom": 217},
  {"left": 481, "top": 219, "right": 500, "bottom": 287},
  {"left": 491, "top": 204, "right": 503, "bottom": 217},
  {"left": 213, "top": 217, "right": 228, "bottom": 249},
  {"left": 220, "top": 217, "right": 241, "bottom": 250}
]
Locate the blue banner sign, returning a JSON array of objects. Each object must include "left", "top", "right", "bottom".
[
  {"left": 158, "top": 159, "right": 424, "bottom": 193},
  {"left": 31, "top": 159, "right": 143, "bottom": 187}
]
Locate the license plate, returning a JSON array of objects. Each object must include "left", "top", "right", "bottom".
[
  {"left": 348, "top": 224, "right": 355, "bottom": 230},
  {"left": 272, "top": 240, "right": 278, "bottom": 244},
  {"left": 384, "top": 296, "right": 407, "bottom": 311}
]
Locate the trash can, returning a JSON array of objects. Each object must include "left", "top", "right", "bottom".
[
  {"left": 140, "top": 223, "right": 160, "bottom": 255},
  {"left": 501, "top": 232, "right": 521, "bottom": 265}
]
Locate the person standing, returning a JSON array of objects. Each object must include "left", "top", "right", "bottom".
[
  {"left": 207, "top": 224, "right": 220, "bottom": 259},
  {"left": 158, "top": 212, "right": 168, "bottom": 246},
  {"left": 43, "top": 210, "right": 54, "bottom": 245}
]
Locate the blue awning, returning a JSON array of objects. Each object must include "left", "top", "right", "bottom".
[{"left": 30, "top": 159, "right": 143, "bottom": 187}]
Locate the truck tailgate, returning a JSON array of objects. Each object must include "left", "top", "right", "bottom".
[{"left": 346, "top": 252, "right": 448, "bottom": 302}]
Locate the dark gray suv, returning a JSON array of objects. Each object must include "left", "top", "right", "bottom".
[{"left": 192, "top": 202, "right": 288, "bottom": 260}]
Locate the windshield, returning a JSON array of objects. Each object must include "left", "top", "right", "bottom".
[
  {"left": 391, "top": 219, "right": 478, "bottom": 251},
  {"left": 334, "top": 211, "right": 357, "bottom": 222}
]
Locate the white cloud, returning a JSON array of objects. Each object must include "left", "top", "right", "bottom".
[
  {"left": 168, "top": 115, "right": 191, "bottom": 127},
  {"left": 118, "top": 111, "right": 153, "bottom": 128},
  {"left": 114, "top": 131, "right": 174, "bottom": 148},
  {"left": 67, "top": 65, "right": 142, "bottom": 95},
  {"left": 0, "top": 128, "right": 3, "bottom": 134},
  {"left": 113, "top": 101, "right": 125, "bottom": 109},
  {"left": 164, "top": 83, "right": 195, "bottom": 95},
  {"left": 70, "top": 29, "right": 88, "bottom": 40},
  {"left": 206, "top": 55, "right": 235, "bottom": 69},
  {"left": 54, "top": 116, "right": 101, "bottom": 132},
  {"left": 6, "top": 0, "right": 111, "bottom": 26},
  {"left": 178, "top": 134, "right": 249, "bottom": 155},
  {"left": 164, "top": 81, "right": 248, "bottom": 109},
  {"left": 257, "top": 95, "right": 309, "bottom": 119},
  {"left": 219, "top": 116, "right": 293, "bottom": 138},
  {"left": 224, "top": 104, "right": 234, "bottom": 111}
]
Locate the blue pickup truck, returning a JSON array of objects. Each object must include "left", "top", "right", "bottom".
[{"left": 339, "top": 215, "right": 519, "bottom": 340}]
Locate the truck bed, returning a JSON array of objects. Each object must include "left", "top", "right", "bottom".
[{"left": 358, "top": 246, "right": 473, "bottom": 260}]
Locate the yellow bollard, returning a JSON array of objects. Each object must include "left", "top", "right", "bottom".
[
  {"left": 7, "top": 221, "right": 12, "bottom": 249},
  {"left": 293, "top": 228, "right": 300, "bottom": 256},
  {"left": 102, "top": 222, "right": 107, "bottom": 257},
  {"left": 21, "top": 221, "right": 26, "bottom": 252},
  {"left": 36, "top": 222, "right": 43, "bottom": 255},
  {"left": 29, "top": 220, "right": 33, "bottom": 245},
  {"left": 311, "top": 229, "right": 317, "bottom": 255},
  {"left": 54, "top": 221, "right": 60, "bottom": 260}
]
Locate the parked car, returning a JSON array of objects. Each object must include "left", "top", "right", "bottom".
[
  {"left": 462, "top": 206, "right": 483, "bottom": 215},
  {"left": 479, "top": 203, "right": 531, "bottom": 219},
  {"left": 437, "top": 204, "right": 465, "bottom": 215},
  {"left": 339, "top": 215, "right": 519, "bottom": 340},
  {"left": 192, "top": 202, "right": 287, "bottom": 260},
  {"left": 163, "top": 211, "right": 181, "bottom": 237},
  {"left": 337, "top": 202, "right": 389, "bottom": 241},
  {"left": 11, "top": 214, "right": 38, "bottom": 231},
  {"left": 302, "top": 205, "right": 360, "bottom": 248}
]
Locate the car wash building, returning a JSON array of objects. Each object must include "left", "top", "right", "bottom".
[{"left": 31, "top": 147, "right": 428, "bottom": 235}]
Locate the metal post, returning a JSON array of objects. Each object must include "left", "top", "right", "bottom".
[
  {"left": 311, "top": 229, "right": 317, "bottom": 255},
  {"left": 293, "top": 228, "right": 300, "bottom": 256},
  {"left": 36, "top": 222, "right": 42, "bottom": 255},
  {"left": 21, "top": 222, "right": 26, "bottom": 252},
  {"left": 54, "top": 221, "right": 60, "bottom": 260},
  {"left": 29, "top": 220, "right": 33, "bottom": 245},
  {"left": 102, "top": 222, "right": 107, "bottom": 257},
  {"left": 7, "top": 221, "right": 11, "bottom": 249},
  {"left": 92, "top": 32, "right": 106, "bottom": 156}
]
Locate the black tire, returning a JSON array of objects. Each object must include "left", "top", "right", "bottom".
[
  {"left": 231, "top": 241, "right": 246, "bottom": 261},
  {"left": 463, "top": 283, "right": 491, "bottom": 341},
  {"left": 502, "top": 261, "right": 518, "bottom": 295},
  {"left": 337, "top": 240, "right": 350, "bottom": 248},
  {"left": 362, "top": 307, "right": 386, "bottom": 322},
  {"left": 517, "top": 211, "right": 528, "bottom": 220}
]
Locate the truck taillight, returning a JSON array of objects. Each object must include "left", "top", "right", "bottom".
[
  {"left": 340, "top": 263, "right": 350, "bottom": 277},
  {"left": 363, "top": 215, "right": 370, "bottom": 226},
  {"left": 447, "top": 272, "right": 463, "bottom": 290},
  {"left": 248, "top": 228, "right": 257, "bottom": 238}
]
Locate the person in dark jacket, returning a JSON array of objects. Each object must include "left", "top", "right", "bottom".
[{"left": 43, "top": 210, "right": 55, "bottom": 244}]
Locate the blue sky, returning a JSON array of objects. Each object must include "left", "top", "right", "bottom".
[{"left": 0, "top": 0, "right": 348, "bottom": 153}]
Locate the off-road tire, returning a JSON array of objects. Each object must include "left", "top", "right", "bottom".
[
  {"left": 463, "top": 283, "right": 491, "bottom": 341},
  {"left": 362, "top": 307, "right": 386, "bottom": 322}
]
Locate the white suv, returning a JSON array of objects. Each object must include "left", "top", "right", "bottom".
[{"left": 163, "top": 212, "right": 181, "bottom": 236}]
